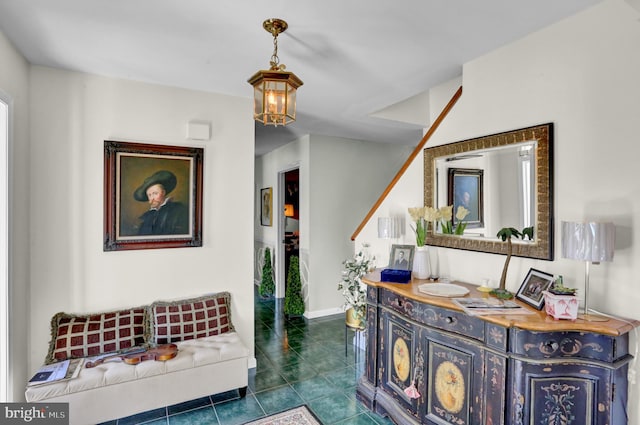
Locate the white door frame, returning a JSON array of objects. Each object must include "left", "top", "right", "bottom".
[{"left": 0, "top": 93, "right": 10, "bottom": 401}]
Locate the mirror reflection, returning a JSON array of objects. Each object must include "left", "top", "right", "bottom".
[
  {"left": 434, "top": 141, "right": 536, "bottom": 238},
  {"left": 424, "top": 123, "right": 553, "bottom": 260}
]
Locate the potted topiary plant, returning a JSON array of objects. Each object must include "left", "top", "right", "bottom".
[
  {"left": 492, "top": 226, "right": 534, "bottom": 299},
  {"left": 259, "top": 247, "right": 275, "bottom": 298},
  {"left": 543, "top": 276, "right": 579, "bottom": 320},
  {"left": 284, "top": 255, "right": 305, "bottom": 317}
]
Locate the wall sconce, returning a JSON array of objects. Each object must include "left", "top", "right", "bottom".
[
  {"left": 378, "top": 217, "right": 404, "bottom": 270},
  {"left": 247, "top": 18, "right": 303, "bottom": 126},
  {"left": 378, "top": 217, "right": 402, "bottom": 239},
  {"left": 284, "top": 204, "right": 294, "bottom": 217},
  {"left": 561, "top": 221, "right": 615, "bottom": 321}
]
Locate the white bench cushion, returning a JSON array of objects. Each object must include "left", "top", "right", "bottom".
[{"left": 26, "top": 332, "right": 247, "bottom": 403}]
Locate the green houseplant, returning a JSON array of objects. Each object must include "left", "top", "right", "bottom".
[
  {"left": 338, "top": 244, "right": 374, "bottom": 329},
  {"left": 259, "top": 247, "right": 275, "bottom": 298},
  {"left": 493, "top": 226, "right": 534, "bottom": 299},
  {"left": 284, "top": 255, "right": 305, "bottom": 317},
  {"left": 547, "top": 277, "right": 577, "bottom": 295}
]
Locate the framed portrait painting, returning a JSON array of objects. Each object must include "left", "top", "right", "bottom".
[
  {"left": 260, "top": 187, "right": 273, "bottom": 226},
  {"left": 104, "top": 141, "right": 203, "bottom": 251},
  {"left": 516, "top": 268, "right": 555, "bottom": 310},
  {"left": 448, "top": 168, "right": 484, "bottom": 228}
]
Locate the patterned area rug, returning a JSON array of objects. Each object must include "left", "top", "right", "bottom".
[{"left": 245, "top": 406, "right": 321, "bottom": 425}]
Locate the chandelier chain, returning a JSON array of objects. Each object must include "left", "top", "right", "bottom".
[{"left": 270, "top": 34, "right": 281, "bottom": 69}]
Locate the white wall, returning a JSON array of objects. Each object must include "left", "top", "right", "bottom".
[
  {"left": 27, "top": 67, "right": 256, "bottom": 376},
  {"left": 356, "top": 1, "right": 640, "bottom": 423},
  {"left": 0, "top": 30, "right": 30, "bottom": 402},
  {"left": 255, "top": 135, "right": 411, "bottom": 316},
  {"left": 307, "top": 135, "right": 412, "bottom": 315}
]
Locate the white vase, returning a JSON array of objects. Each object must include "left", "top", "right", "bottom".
[{"left": 413, "top": 246, "right": 431, "bottom": 280}]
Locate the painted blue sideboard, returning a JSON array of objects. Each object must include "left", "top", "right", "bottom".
[{"left": 357, "top": 274, "right": 639, "bottom": 425}]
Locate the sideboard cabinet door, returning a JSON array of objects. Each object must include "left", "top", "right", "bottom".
[
  {"left": 377, "top": 310, "right": 421, "bottom": 420},
  {"left": 509, "top": 358, "right": 629, "bottom": 425},
  {"left": 420, "top": 326, "right": 487, "bottom": 425}
]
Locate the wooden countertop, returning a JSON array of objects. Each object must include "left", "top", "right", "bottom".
[{"left": 362, "top": 270, "right": 639, "bottom": 337}]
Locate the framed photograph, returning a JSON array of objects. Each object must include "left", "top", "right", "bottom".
[
  {"left": 104, "top": 140, "right": 203, "bottom": 251},
  {"left": 260, "top": 187, "right": 273, "bottom": 226},
  {"left": 448, "top": 168, "right": 484, "bottom": 228},
  {"left": 389, "top": 244, "right": 415, "bottom": 271},
  {"left": 516, "top": 268, "right": 555, "bottom": 309}
]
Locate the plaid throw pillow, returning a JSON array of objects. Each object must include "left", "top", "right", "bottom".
[
  {"left": 150, "top": 292, "right": 234, "bottom": 344},
  {"left": 45, "top": 308, "right": 147, "bottom": 364}
]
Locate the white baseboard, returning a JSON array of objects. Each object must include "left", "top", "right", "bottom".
[{"left": 304, "top": 307, "right": 343, "bottom": 319}]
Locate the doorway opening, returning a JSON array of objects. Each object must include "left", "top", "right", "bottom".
[{"left": 277, "top": 168, "right": 299, "bottom": 298}]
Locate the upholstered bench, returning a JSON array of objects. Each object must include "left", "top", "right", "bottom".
[{"left": 25, "top": 293, "right": 249, "bottom": 425}]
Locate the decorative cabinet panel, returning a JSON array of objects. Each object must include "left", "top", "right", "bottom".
[
  {"left": 356, "top": 279, "right": 638, "bottom": 425},
  {"left": 509, "top": 359, "right": 629, "bottom": 425},
  {"left": 510, "top": 328, "right": 629, "bottom": 362},
  {"left": 379, "top": 288, "right": 485, "bottom": 342},
  {"left": 378, "top": 310, "right": 420, "bottom": 419},
  {"left": 421, "top": 326, "right": 488, "bottom": 425}
]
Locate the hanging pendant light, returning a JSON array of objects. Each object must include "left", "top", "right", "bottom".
[{"left": 247, "top": 18, "right": 303, "bottom": 126}]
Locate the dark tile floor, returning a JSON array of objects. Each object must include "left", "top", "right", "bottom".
[{"left": 105, "top": 290, "right": 392, "bottom": 425}]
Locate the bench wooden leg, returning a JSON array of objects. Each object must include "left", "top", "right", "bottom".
[{"left": 239, "top": 386, "right": 248, "bottom": 398}]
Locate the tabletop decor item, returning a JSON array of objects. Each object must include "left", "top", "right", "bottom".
[
  {"left": 408, "top": 206, "right": 437, "bottom": 279},
  {"left": 339, "top": 244, "right": 374, "bottom": 328},
  {"left": 542, "top": 276, "right": 579, "bottom": 320},
  {"left": 408, "top": 206, "right": 437, "bottom": 246},
  {"left": 492, "top": 226, "right": 534, "bottom": 299},
  {"left": 561, "top": 221, "right": 615, "bottom": 321},
  {"left": 542, "top": 290, "right": 578, "bottom": 320},
  {"left": 418, "top": 283, "right": 469, "bottom": 298},
  {"left": 389, "top": 244, "right": 415, "bottom": 271},
  {"left": 515, "top": 268, "right": 555, "bottom": 310},
  {"left": 381, "top": 269, "right": 412, "bottom": 284}
]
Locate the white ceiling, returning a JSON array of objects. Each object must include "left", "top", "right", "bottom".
[{"left": 0, "top": 0, "right": 601, "bottom": 156}]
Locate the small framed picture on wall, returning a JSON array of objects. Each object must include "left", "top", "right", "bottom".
[{"left": 260, "top": 187, "right": 273, "bottom": 226}]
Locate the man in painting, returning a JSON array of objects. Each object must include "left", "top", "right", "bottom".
[{"left": 134, "top": 170, "right": 189, "bottom": 235}]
